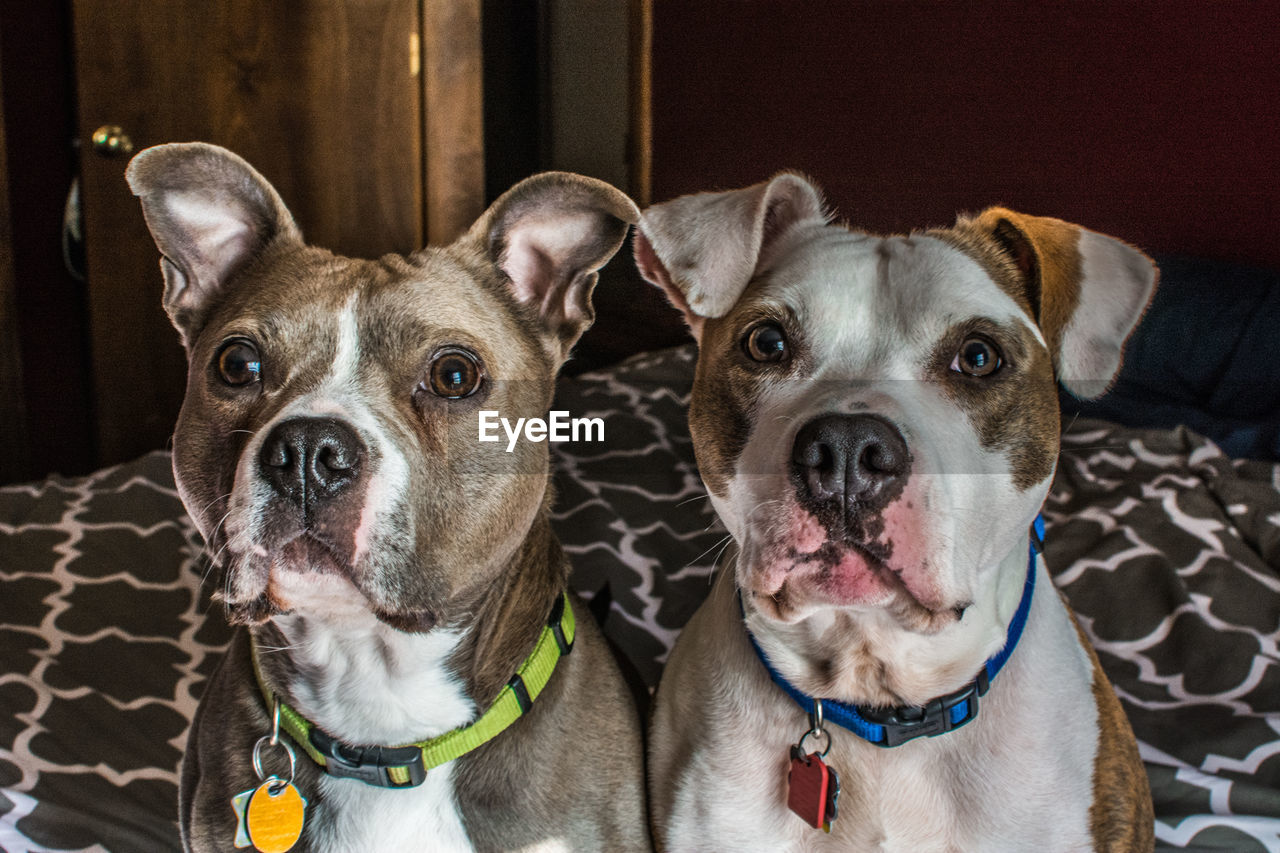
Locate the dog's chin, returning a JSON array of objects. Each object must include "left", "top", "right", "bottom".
[
  {"left": 220, "top": 586, "right": 439, "bottom": 634},
  {"left": 215, "top": 538, "right": 440, "bottom": 634},
  {"left": 748, "top": 580, "right": 961, "bottom": 634},
  {"left": 222, "top": 592, "right": 437, "bottom": 633}
]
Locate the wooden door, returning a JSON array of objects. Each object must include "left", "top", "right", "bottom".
[
  {"left": 0, "top": 42, "right": 30, "bottom": 485},
  {"left": 71, "top": 0, "right": 482, "bottom": 466}
]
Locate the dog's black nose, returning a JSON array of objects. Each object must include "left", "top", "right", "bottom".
[
  {"left": 259, "top": 417, "right": 364, "bottom": 509},
  {"left": 792, "top": 414, "right": 909, "bottom": 513}
]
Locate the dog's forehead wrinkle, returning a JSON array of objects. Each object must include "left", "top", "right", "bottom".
[
  {"left": 778, "top": 234, "right": 1039, "bottom": 368},
  {"left": 358, "top": 257, "right": 550, "bottom": 381}
]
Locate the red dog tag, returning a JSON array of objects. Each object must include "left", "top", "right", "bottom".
[{"left": 788, "top": 747, "right": 838, "bottom": 831}]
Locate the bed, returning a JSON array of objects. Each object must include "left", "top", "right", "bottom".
[{"left": 3, "top": 251, "right": 1280, "bottom": 851}]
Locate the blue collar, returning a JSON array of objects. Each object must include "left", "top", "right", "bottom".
[{"left": 745, "top": 516, "right": 1044, "bottom": 748}]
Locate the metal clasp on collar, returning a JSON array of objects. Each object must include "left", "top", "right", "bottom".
[
  {"left": 861, "top": 669, "right": 990, "bottom": 748},
  {"left": 308, "top": 728, "right": 427, "bottom": 788},
  {"left": 796, "top": 699, "right": 832, "bottom": 757}
]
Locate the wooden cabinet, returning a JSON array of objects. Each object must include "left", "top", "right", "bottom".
[{"left": 69, "top": 0, "right": 483, "bottom": 465}]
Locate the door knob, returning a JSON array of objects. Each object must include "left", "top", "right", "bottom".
[{"left": 91, "top": 125, "right": 134, "bottom": 158}]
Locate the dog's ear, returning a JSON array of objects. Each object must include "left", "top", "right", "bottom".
[
  {"left": 126, "top": 142, "right": 301, "bottom": 347},
  {"left": 971, "top": 207, "right": 1158, "bottom": 399},
  {"left": 468, "top": 171, "right": 639, "bottom": 359},
  {"left": 633, "top": 173, "right": 827, "bottom": 340}
]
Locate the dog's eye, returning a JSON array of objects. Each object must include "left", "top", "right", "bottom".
[
  {"left": 427, "top": 348, "right": 483, "bottom": 399},
  {"left": 743, "top": 322, "right": 789, "bottom": 363},
  {"left": 216, "top": 340, "right": 262, "bottom": 387},
  {"left": 950, "top": 336, "right": 1002, "bottom": 377}
]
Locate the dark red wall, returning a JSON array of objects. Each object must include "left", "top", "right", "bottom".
[{"left": 651, "top": 1, "right": 1280, "bottom": 269}]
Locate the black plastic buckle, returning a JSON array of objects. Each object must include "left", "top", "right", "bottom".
[
  {"left": 547, "top": 593, "right": 574, "bottom": 656},
  {"left": 861, "top": 669, "right": 990, "bottom": 748},
  {"left": 309, "top": 728, "right": 427, "bottom": 788}
]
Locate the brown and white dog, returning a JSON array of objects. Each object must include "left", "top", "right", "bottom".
[
  {"left": 128, "top": 143, "right": 649, "bottom": 851},
  {"left": 635, "top": 174, "right": 1156, "bottom": 851}
]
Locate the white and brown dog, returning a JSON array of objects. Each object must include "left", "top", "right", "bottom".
[
  {"left": 635, "top": 174, "right": 1155, "bottom": 851},
  {"left": 128, "top": 143, "right": 649, "bottom": 851}
]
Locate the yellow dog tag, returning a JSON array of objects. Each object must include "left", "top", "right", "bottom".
[{"left": 232, "top": 779, "right": 307, "bottom": 852}]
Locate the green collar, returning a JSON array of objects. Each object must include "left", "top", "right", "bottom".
[{"left": 251, "top": 591, "right": 576, "bottom": 788}]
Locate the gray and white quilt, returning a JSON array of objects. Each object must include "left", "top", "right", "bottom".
[{"left": 2, "top": 345, "right": 1278, "bottom": 851}]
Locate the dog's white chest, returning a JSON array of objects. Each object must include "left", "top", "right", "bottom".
[
  {"left": 271, "top": 614, "right": 480, "bottom": 851},
  {"left": 312, "top": 763, "right": 475, "bottom": 852}
]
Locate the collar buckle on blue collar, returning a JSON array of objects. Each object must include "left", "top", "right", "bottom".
[
  {"left": 856, "top": 667, "right": 989, "bottom": 747},
  {"left": 746, "top": 515, "right": 1045, "bottom": 749}
]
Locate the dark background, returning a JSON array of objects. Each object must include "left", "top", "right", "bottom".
[{"left": 647, "top": 1, "right": 1280, "bottom": 269}]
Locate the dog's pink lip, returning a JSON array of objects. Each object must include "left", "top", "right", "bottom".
[
  {"left": 812, "top": 543, "right": 895, "bottom": 600},
  {"left": 829, "top": 543, "right": 954, "bottom": 615},
  {"left": 749, "top": 539, "right": 950, "bottom": 623}
]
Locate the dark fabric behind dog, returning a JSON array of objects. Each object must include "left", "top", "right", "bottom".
[{"left": 1062, "top": 255, "right": 1280, "bottom": 461}]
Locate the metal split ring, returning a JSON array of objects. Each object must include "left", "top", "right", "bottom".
[
  {"left": 797, "top": 726, "right": 833, "bottom": 758},
  {"left": 252, "top": 735, "right": 297, "bottom": 790},
  {"left": 253, "top": 696, "right": 295, "bottom": 783}
]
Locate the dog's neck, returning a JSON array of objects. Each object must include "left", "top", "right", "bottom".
[
  {"left": 252, "top": 514, "right": 566, "bottom": 746},
  {"left": 746, "top": 533, "right": 1032, "bottom": 708},
  {"left": 450, "top": 515, "right": 567, "bottom": 703}
]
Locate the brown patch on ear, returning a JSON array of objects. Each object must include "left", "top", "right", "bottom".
[
  {"left": 988, "top": 217, "right": 1042, "bottom": 321},
  {"left": 953, "top": 207, "right": 1156, "bottom": 399},
  {"left": 977, "top": 208, "right": 1084, "bottom": 358},
  {"left": 932, "top": 224, "right": 1036, "bottom": 323},
  {"left": 953, "top": 208, "right": 1085, "bottom": 358},
  {"left": 1063, "top": 597, "right": 1155, "bottom": 852}
]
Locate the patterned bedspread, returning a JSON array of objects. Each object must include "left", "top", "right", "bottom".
[{"left": 2, "top": 345, "right": 1278, "bottom": 851}]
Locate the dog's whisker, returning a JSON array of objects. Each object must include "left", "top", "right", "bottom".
[
  {"left": 688, "top": 533, "right": 733, "bottom": 570},
  {"left": 200, "top": 510, "right": 236, "bottom": 585},
  {"left": 196, "top": 491, "right": 233, "bottom": 516},
  {"left": 257, "top": 642, "right": 303, "bottom": 654},
  {"left": 707, "top": 536, "right": 736, "bottom": 584},
  {"left": 204, "top": 528, "right": 235, "bottom": 573}
]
